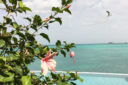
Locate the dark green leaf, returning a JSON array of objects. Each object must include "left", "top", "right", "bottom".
[
  {"left": 52, "top": 7, "right": 63, "bottom": 13},
  {"left": 61, "top": 0, "right": 66, "bottom": 5},
  {"left": 61, "top": 50, "right": 66, "bottom": 57},
  {"left": 9, "top": 0, "right": 17, "bottom": 5},
  {"left": 16, "top": 31, "right": 26, "bottom": 40},
  {"left": 33, "top": 15, "right": 42, "bottom": 26},
  {"left": 27, "top": 47, "right": 34, "bottom": 55},
  {"left": 67, "top": 0, "right": 72, "bottom": 4},
  {"left": 2, "top": 0, "right": 7, "bottom": 7},
  {"left": 12, "top": 37, "right": 18, "bottom": 44},
  {"left": 26, "top": 33, "right": 35, "bottom": 41},
  {"left": 55, "top": 18, "right": 62, "bottom": 25},
  {"left": 22, "top": 7, "right": 32, "bottom": 12},
  {"left": 49, "top": 21, "right": 55, "bottom": 23},
  {"left": 64, "top": 9, "right": 72, "bottom": 14},
  {"left": 56, "top": 40, "right": 61, "bottom": 47},
  {"left": 24, "top": 17, "right": 31, "bottom": 22},
  {"left": 5, "top": 17, "right": 12, "bottom": 24},
  {"left": 40, "top": 33, "right": 50, "bottom": 42},
  {"left": 44, "top": 24, "right": 49, "bottom": 29},
  {"left": 31, "top": 24, "right": 37, "bottom": 31}
]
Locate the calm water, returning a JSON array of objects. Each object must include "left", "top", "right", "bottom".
[{"left": 29, "top": 44, "right": 128, "bottom": 74}]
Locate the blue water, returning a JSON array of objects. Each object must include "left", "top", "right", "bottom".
[
  {"left": 29, "top": 44, "right": 128, "bottom": 74},
  {"left": 29, "top": 44, "right": 128, "bottom": 85}
]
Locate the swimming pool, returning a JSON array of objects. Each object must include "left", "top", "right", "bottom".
[
  {"left": 34, "top": 71, "right": 128, "bottom": 85},
  {"left": 76, "top": 73, "right": 128, "bottom": 85}
]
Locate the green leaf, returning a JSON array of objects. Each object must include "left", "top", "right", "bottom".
[
  {"left": 64, "top": 9, "right": 72, "bottom": 14},
  {"left": 5, "top": 54, "right": 19, "bottom": 61},
  {"left": 19, "top": 1, "right": 25, "bottom": 7},
  {"left": 16, "top": 31, "right": 26, "bottom": 40},
  {"left": 0, "top": 72, "right": 14, "bottom": 82},
  {"left": 22, "top": 7, "right": 32, "bottom": 12},
  {"left": 9, "top": 0, "right": 17, "bottom": 5},
  {"left": 67, "top": 0, "right": 72, "bottom": 4},
  {"left": 5, "top": 17, "right": 12, "bottom": 24},
  {"left": 0, "top": 57, "right": 6, "bottom": 61},
  {"left": 44, "top": 24, "right": 49, "bottom": 29},
  {"left": 31, "top": 24, "right": 37, "bottom": 31},
  {"left": 52, "top": 7, "right": 63, "bottom": 13},
  {"left": 12, "top": 22, "right": 18, "bottom": 28},
  {"left": 33, "top": 15, "right": 42, "bottom": 26},
  {"left": 40, "top": 33, "right": 50, "bottom": 42},
  {"left": 56, "top": 40, "right": 61, "bottom": 47},
  {"left": 61, "top": 0, "right": 66, "bottom": 5},
  {"left": 12, "top": 37, "right": 18, "bottom": 44},
  {"left": 18, "top": 1, "right": 32, "bottom": 12},
  {"left": 21, "top": 75, "right": 32, "bottom": 85},
  {"left": 61, "top": 50, "right": 66, "bottom": 57},
  {"left": 76, "top": 76, "right": 84, "bottom": 82},
  {"left": 1, "top": 0, "right": 7, "bottom": 7},
  {"left": 13, "top": 65, "right": 23, "bottom": 75},
  {"left": 26, "top": 33, "right": 35, "bottom": 41},
  {"left": 0, "top": 39, "right": 5, "bottom": 47},
  {"left": 27, "top": 47, "right": 34, "bottom": 55},
  {"left": 49, "top": 21, "right": 55, "bottom": 23},
  {"left": 24, "top": 17, "right": 32, "bottom": 22},
  {"left": 25, "top": 42, "right": 31, "bottom": 47},
  {"left": 55, "top": 17, "right": 62, "bottom": 25}
]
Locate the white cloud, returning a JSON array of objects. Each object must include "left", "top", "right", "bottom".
[{"left": 24, "top": 0, "right": 61, "bottom": 13}]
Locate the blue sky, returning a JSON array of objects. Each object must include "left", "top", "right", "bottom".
[{"left": 1, "top": 0, "right": 128, "bottom": 44}]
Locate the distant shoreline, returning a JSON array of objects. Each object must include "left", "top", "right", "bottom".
[{"left": 46, "top": 43, "right": 128, "bottom": 46}]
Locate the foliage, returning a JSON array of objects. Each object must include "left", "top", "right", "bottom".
[{"left": 0, "top": 0, "right": 83, "bottom": 85}]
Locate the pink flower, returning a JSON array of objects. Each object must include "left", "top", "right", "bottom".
[
  {"left": 41, "top": 49, "right": 57, "bottom": 76},
  {"left": 65, "top": 4, "right": 71, "bottom": 9},
  {"left": 70, "top": 51, "right": 75, "bottom": 63}
]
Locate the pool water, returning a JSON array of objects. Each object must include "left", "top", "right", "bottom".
[
  {"left": 76, "top": 74, "right": 128, "bottom": 85},
  {"left": 35, "top": 72, "right": 128, "bottom": 85}
]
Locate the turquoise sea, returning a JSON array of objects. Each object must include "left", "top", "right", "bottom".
[
  {"left": 29, "top": 44, "right": 128, "bottom": 74},
  {"left": 29, "top": 44, "right": 128, "bottom": 85}
]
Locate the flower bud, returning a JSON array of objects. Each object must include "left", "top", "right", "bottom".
[
  {"left": 65, "top": 4, "right": 71, "bottom": 9},
  {"left": 70, "top": 51, "right": 75, "bottom": 63},
  {"left": 45, "top": 17, "right": 50, "bottom": 22},
  {"left": 70, "top": 51, "right": 75, "bottom": 57}
]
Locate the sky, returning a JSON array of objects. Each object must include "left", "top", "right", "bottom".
[{"left": 1, "top": 0, "right": 128, "bottom": 44}]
